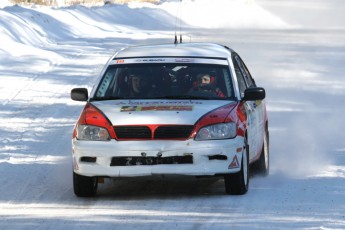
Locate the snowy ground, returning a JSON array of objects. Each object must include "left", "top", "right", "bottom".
[{"left": 1, "top": 0, "right": 345, "bottom": 229}]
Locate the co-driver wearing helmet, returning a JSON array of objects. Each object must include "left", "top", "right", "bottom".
[{"left": 190, "top": 73, "right": 225, "bottom": 97}]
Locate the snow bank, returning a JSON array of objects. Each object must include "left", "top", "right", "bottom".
[
  {"left": 0, "top": 0, "right": 289, "bottom": 61},
  {"left": 0, "top": 0, "right": 11, "bottom": 8},
  {"left": 0, "top": 3, "right": 176, "bottom": 60},
  {"left": 136, "top": 0, "right": 289, "bottom": 29}
]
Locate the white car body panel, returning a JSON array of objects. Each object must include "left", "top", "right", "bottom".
[{"left": 73, "top": 137, "right": 244, "bottom": 177}]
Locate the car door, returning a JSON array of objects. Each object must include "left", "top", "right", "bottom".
[
  {"left": 239, "top": 57, "right": 266, "bottom": 151},
  {"left": 232, "top": 54, "right": 261, "bottom": 160}
]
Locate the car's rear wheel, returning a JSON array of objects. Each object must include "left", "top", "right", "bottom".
[
  {"left": 73, "top": 172, "right": 98, "bottom": 197},
  {"left": 254, "top": 127, "right": 269, "bottom": 176},
  {"left": 224, "top": 139, "right": 249, "bottom": 195}
]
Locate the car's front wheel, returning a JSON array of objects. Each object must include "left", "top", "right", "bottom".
[
  {"left": 253, "top": 127, "right": 269, "bottom": 176},
  {"left": 73, "top": 172, "right": 98, "bottom": 197},
  {"left": 224, "top": 140, "right": 249, "bottom": 195}
]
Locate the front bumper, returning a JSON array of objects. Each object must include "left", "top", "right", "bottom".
[{"left": 72, "top": 137, "right": 244, "bottom": 177}]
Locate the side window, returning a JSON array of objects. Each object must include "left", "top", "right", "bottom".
[
  {"left": 235, "top": 55, "right": 256, "bottom": 89},
  {"left": 242, "top": 61, "right": 256, "bottom": 87},
  {"left": 237, "top": 56, "right": 256, "bottom": 88},
  {"left": 233, "top": 56, "right": 247, "bottom": 98}
]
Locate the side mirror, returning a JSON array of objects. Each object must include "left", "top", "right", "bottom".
[
  {"left": 243, "top": 87, "right": 265, "bottom": 101},
  {"left": 71, "top": 88, "right": 88, "bottom": 101}
]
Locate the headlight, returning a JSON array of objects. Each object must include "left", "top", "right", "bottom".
[
  {"left": 76, "top": 125, "right": 110, "bottom": 141},
  {"left": 195, "top": 123, "right": 236, "bottom": 141}
]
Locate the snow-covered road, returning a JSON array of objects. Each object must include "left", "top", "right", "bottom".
[{"left": 1, "top": 1, "right": 345, "bottom": 229}]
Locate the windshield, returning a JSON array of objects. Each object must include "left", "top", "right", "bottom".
[{"left": 93, "top": 63, "right": 235, "bottom": 100}]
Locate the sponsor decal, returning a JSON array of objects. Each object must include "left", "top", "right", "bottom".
[
  {"left": 111, "top": 58, "right": 228, "bottom": 65},
  {"left": 134, "top": 58, "right": 167, "bottom": 63},
  {"left": 121, "top": 105, "right": 193, "bottom": 112},
  {"left": 255, "top": 100, "right": 262, "bottom": 106},
  {"left": 114, "top": 101, "right": 203, "bottom": 105},
  {"left": 228, "top": 155, "right": 240, "bottom": 169},
  {"left": 175, "top": 58, "right": 194, "bottom": 63}
]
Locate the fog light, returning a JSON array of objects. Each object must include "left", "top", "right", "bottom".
[{"left": 80, "top": 157, "right": 97, "bottom": 163}]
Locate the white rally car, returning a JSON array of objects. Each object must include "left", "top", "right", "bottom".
[{"left": 71, "top": 43, "right": 269, "bottom": 197}]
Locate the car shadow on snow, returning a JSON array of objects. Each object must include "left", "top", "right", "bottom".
[
  {"left": 96, "top": 176, "right": 226, "bottom": 199},
  {"left": 83, "top": 168, "right": 269, "bottom": 199}
]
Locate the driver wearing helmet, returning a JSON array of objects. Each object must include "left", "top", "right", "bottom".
[{"left": 191, "top": 73, "right": 225, "bottom": 97}]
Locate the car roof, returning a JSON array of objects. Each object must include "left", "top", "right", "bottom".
[{"left": 114, "top": 43, "right": 234, "bottom": 59}]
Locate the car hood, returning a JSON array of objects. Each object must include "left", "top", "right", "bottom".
[{"left": 91, "top": 100, "right": 236, "bottom": 126}]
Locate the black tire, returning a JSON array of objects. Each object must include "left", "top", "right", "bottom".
[
  {"left": 73, "top": 172, "right": 98, "bottom": 197},
  {"left": 224, "top": 140, "right": 249, "bottom": 195},
  {"left": 254, "top": 128, "right": 269, "bottom": 176}
]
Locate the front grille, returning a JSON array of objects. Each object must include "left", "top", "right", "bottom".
[
  {"left": 113, "top": 125, "right": 194, "bottom": 139},
  {"left": 114, "top": 126, "right": 151, "bottom": 139},
  {"left": 154, "top": 125, "right": 194, "bottom": 139},
  {"left": 110, "top": 155, "right": 193, "bottom": 166}
]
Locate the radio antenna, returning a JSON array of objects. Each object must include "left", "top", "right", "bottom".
[{"left": 174, "top": 0, "right": 183, "bottom": 44}]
